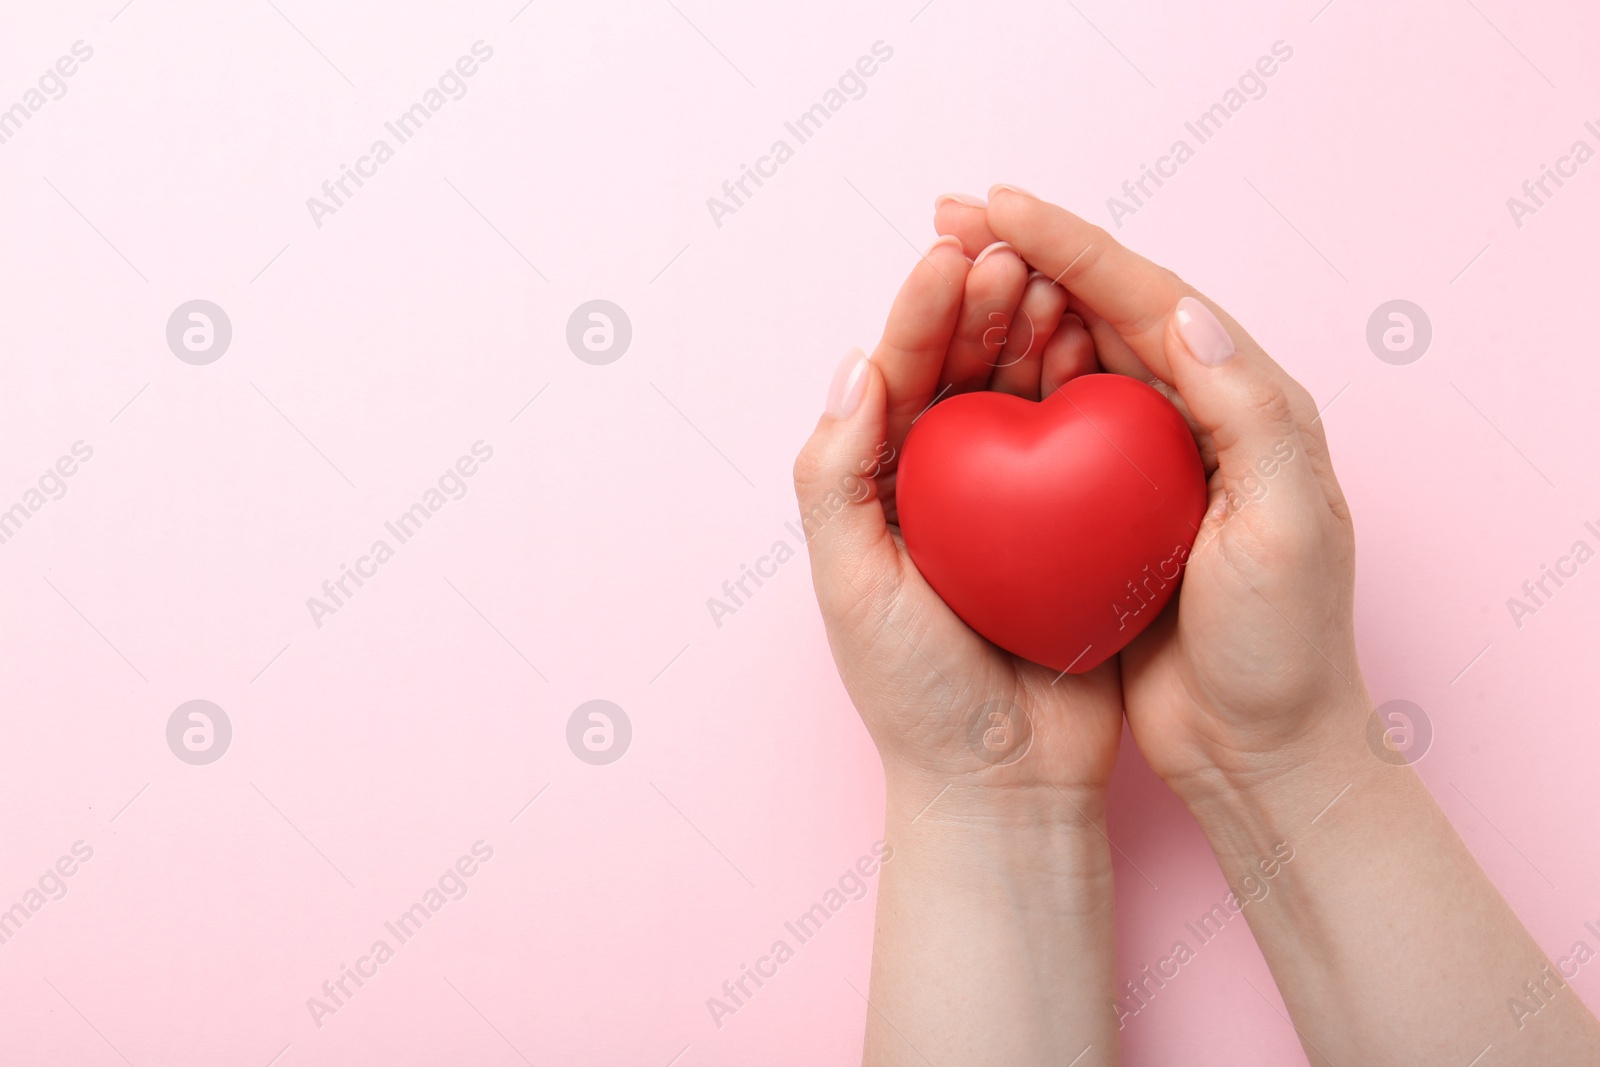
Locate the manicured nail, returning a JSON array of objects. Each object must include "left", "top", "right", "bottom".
[
  {"left": 1174, "top": 296, "right": 1235, "bottom": 366},
  {"left": 1060, "top": 312, "right": 1085, "bottom": 332},
  {"left": 826, "top": 348, "right": 870, "bottom": 418},
  {"left": 973, "top": 240, "right": 1016, "bottom": 267},
  {"left": 988, "top": 183, "right": 1036, "bottom": 199},
  {"left": 926, "top": 234, "right": 962, "bottom": 256},
  {"left": 935, "top": 192, "right": 987, "bottom": 209}
]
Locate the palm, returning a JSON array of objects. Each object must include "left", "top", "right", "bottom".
[
  {"left": 1116, "top": 520, "right": 1249, "bottom": 784},
  {"left": 1121, "top": 483, "right": 1362, "bottom": 780},
  {"left": 864, "top": 529, "right": 1124, "bottom": 791}
]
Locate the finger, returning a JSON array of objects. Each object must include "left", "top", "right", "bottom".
[
  {"left": 1064, "top": 295, "right": 1153, "bottom": 382},
  {"left": 1296, "top": 405, "right": 1351, "bottom": 520},
  {"left": 794, "top": 352, "right": 903, "bottom": 618},
  {"left": 938, "top": 241, "right": 1029, "bottom": 396},
  {"left": 1164, "top": 297, "right": 1326, "bottom": 507},
  {"left": 990, "top": 275, "right": 1067, "bottom": 399},
  {"left": 989, "top": 187, "right": 1322, "bottom": 422},
  {"left": 1145, "top": 377, "right": 1220, "bottom": 476},
  {"left": 1039, "top": 313, "right": 1099, "bottom": 397},
  {"left": 873, "top": 236, "right": 973, "bottom": 465},
  {"left": 985, "top": 186, "right": 1186, "bottom": 376},
  {"left": 989, "top": 187, "right": 1347, "bottom": 512},
  {"left": 933, "top": 193, "right": 999, "bottom": 258}
]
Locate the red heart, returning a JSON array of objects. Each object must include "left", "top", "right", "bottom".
[{"left": 897, "top": 374, "right": 1207, "bottom": 674}]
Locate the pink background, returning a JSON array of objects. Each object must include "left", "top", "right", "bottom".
[{"left": 2, "top": 0, "right": 1598, "bottom": 1063}]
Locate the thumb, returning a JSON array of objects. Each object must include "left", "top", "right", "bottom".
[
  {"left": 1165, "top": 296, "right": 1320, "bottom": 510},
  {"left": 792, "top": 349, "right": 902, "bottom": 618}
]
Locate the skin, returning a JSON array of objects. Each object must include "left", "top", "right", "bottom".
[
  {"left": 796, "top": 187, "right": 1600, "bottom": 1065},
  {"left": 794, "top": 236, "right": 1121, "bottom": 1064},
  {"left": 974, "top": 188, "right": 1600, "bottom": 1066}
]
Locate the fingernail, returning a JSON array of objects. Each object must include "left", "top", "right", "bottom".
[
  {"left": 973, "top": 240, "right": 1016, "bottom": 267},
  {"left": 935, "top": 192, "right": 987, "bottom": 209},
  {"left": 1174, "top": 296, "right": 1235, "bottom": 366},
  {"left": 988, "top": 183, "right": 1036, "bottom": 199},
  {"left": 926, "top": 234, "right": 962, "bottom": 255},
  {"left": 1060, "top": 312, "right": 1085, "bottom": 332},
  {"left": 826, "top": 348, "right": 870, "bottom": 418}
]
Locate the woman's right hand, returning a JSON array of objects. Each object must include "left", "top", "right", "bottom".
[
  {"left": 937, "top": 186, "right": 1371, "bottom": 805},
  {"left": 943, "top": 188, "right": 1600, "bottom": 1067}
]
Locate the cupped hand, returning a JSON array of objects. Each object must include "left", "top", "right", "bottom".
[
  {"left": 934, "top": 187, "right": 1370, "bottom": 803},
  {"left": 793, "top": 232, "right": 1124, "bottom": 805}
]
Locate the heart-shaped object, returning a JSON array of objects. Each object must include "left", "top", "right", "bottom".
[{"left": 897, "top": 373, "right": 1207, "bottom": 674}]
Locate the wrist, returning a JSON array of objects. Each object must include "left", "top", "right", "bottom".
[
  {"left": 1159, "top": 687, "right": 1373, "bottom": 811},
  {"left": 883, "top": 769, "right": 1113, "bottom": 895},
  {"left": 1174, "top": 700, "right": 1421, "bottom": 867},
  {"left": 884, "top": 758, "right": 1109, "bottom": 825},
  {"left": 868, "top": 766, "right": 1123, "bottom": 1065}
]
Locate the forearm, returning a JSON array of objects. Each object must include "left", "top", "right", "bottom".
[
  {"left": 1181, "top": 701, "right": 1600, "bottom": 1066},
  {"left": 864, "top": 773, "right": 1120, "bottom": 1067}
]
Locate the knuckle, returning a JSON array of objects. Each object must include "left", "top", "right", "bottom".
[
  {"left": 1285, "top": 381, "right": 1320, "bottom": 426},
  {"left": 792, "top": 439, "right": 829, "bottom": 497},
  {"left": 1244, "top": 380, "right": 1296, "bottom": 428},
  {"left": 1300, "top": 414, "right": 1331, "bottom": 457},
  {"left": 1286, "top": 380, "right": 1315, "bottom": 412},
  {"left": 1072, "top": 233, "right": 1111, "bottom": 279},
  {"left": 1083, "top": 223, "right": 1117, "bottom": 254}
]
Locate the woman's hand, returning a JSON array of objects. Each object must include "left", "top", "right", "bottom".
[
  {"left": 936, "top": 186, "right": 1367, "bottom": 805},
  {"left": 793, "top": 232, "right": 1126, "bottom": 806},
  {"left": 794, "top": 233, "right": 1123, "bottom": 1066},
  {"left": 943, "top": 186, "right": 1600, "bottom": 1066}
]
